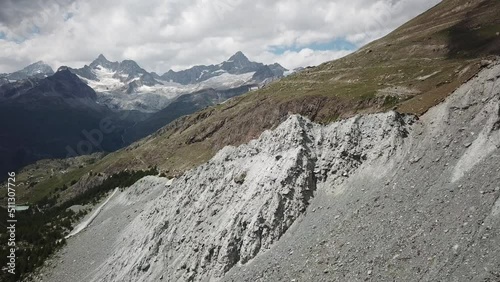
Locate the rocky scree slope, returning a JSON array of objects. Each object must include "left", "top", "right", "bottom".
[
  {"left": 87, "top": 112, "right": 414, "bottom": 282},
  {"left": 39, "top": 61, "right": 500, "bottom": 282},
  {"left": 222, "top": 58, "right": 500, "bottom": 282}
]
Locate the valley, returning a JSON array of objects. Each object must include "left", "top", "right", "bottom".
[{"left": 0, "top": 52, "right": 284, "bottom": 186}]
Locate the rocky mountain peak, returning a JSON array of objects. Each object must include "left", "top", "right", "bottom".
[
  {"left": 56, "top": 66, "right": 69, "bottom": 72},
  {"left": 96, "top": 54, "right": 107, "bottom": 61},
  {"left": 52, "top": 68, "right": 76, "bottom": 78},
  {"left": 5, "top": 61, "right": 55, "bottom": 80},
  {"left": 119, "top": 59, "right": 142, "bottom": 70},
  {"left": 228, "top": 51, "right": 250, "bottom": 63},
  {"left": 32, "top": 60, "right": 46, "bottom": 66},
  {"left": 43, "top": 68, "right": 97, "bottom": 100},
  {"left": 114, "top": 59, "right": 148, "bottom": 80},
  {"left": 90, "top": 54, "right": 118, "bottom": 70}
]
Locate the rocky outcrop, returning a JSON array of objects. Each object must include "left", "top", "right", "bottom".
[
  {"left": 222, "top": 60, "right": 500, "bottom": 282},
  {"left": 86, "top": 110, "right": 414, "bottom": 281}
]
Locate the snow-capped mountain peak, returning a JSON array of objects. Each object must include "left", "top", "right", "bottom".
[
  {"left": 161, "top": 51, "right": 287, "bottom": 85},
  {"left": 90, "top": 54, "right": 119, "bottom": 71},
  {"left": 64, "top": 52, "right": 287, "bottom": 113},
  {"left": 227, "top": 51, "right": 250, "bottom": 63},
  {"left": 115, "top": 59, "right": 146, "bottom": 77}
]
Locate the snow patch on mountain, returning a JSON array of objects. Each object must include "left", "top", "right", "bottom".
[
  {"left": 85, "top": 67, "right": 256, "bottom": 113},
  {"left": 69, "top": 53, "right": 269, "bottom": 112},
  {"left": 82, "top": 66, "right": 123, "bottom": 92}
]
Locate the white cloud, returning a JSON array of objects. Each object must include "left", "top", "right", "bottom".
[
  {"left": 259, "top": 49, "right": 353, "bottom": 70},
  {"left": 0, "top": 0, "right": 441, "bottom": 73}
]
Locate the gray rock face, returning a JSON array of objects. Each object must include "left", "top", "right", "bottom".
[
  {"left": 89, "top": 54, "right": 120, "bottom": 71},
  {"left": 112, "top": 59, "right": 152, "bottom": 84},
  {"left": 40, "top": 62, "right": 500, "bottom": 282},
  {"left": 0, "top": 78, "right": 40, "bottom": 100},
  {"left": 0, "top": 77, "right": 9, "bottom": 85},
  {"left": 86, "top": 111, "right": 413, "bottom": 282},
  {"left": 126, "top": 73, "right": 160, "bottom": 93},
  {"left": 222, "top": 62, "right": 500, "bottom": 282},
  {"left": 268, "top": 63, "right": 288, "bottom": 77},
  {"left": 65, "top": 65, "right": 99, "bottom": 81}
]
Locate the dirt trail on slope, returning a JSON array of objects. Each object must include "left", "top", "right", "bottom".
[{"left": 65, "top": 188, "right": 119, "bottom": 239}]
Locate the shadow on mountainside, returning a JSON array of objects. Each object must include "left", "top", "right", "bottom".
[{"left": 446, "top": 0, "right": 500, "bottom": 59}]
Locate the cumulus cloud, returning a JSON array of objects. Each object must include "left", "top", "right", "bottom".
[{"left": 0, "top": 0, "right": 440, "bottom": 73}]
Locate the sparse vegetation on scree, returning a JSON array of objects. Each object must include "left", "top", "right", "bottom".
[{"left": 0, "top": 167, "right": 158, "bottom": 282}]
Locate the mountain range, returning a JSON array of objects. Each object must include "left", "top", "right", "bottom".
[
  {"left": 159, "top": 51, "right": 286, "bottom": 85},
  {"left": 0, "top": 61, "right": 54, "bottom": 83},
  {"left": 0, "top": 52, "right": 286, "bottom": 178},
  {"left": 65, "top": 52, "right": 287, "bottom": 112}
]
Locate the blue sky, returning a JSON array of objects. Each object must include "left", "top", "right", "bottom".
[{"left": 63, "top": 12, "right": 74, "bottom": 21}]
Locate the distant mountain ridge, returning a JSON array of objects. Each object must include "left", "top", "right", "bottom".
[
  {"left": 0, "top": 68, "right": 134, "bottom": 177},
  {"left": 23, "top": 68, "right": 97, "bottom": 101},
  {"left": 122, "top": 84, "right": 258, "bottom": 143},
  {"left": 67, "top": 54, "right": 161, "bottom": 88},
  {"left": 68, "top": 51, "right": 286, "bottom": 87},
  {"left": 61, "top": 52, "right": 287, "bottom": 113},
  {"left": 0, "top": 61, "right": 54, "bottom": 83},
  {"left": 0, "top": 52, "right": 288, "bottom": 177},
  {"left": 161, "top": 51, "right": 287, "bottom": 85},
  {"left": 0, "top": 68, "right": 96, "bottom": 102}
]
